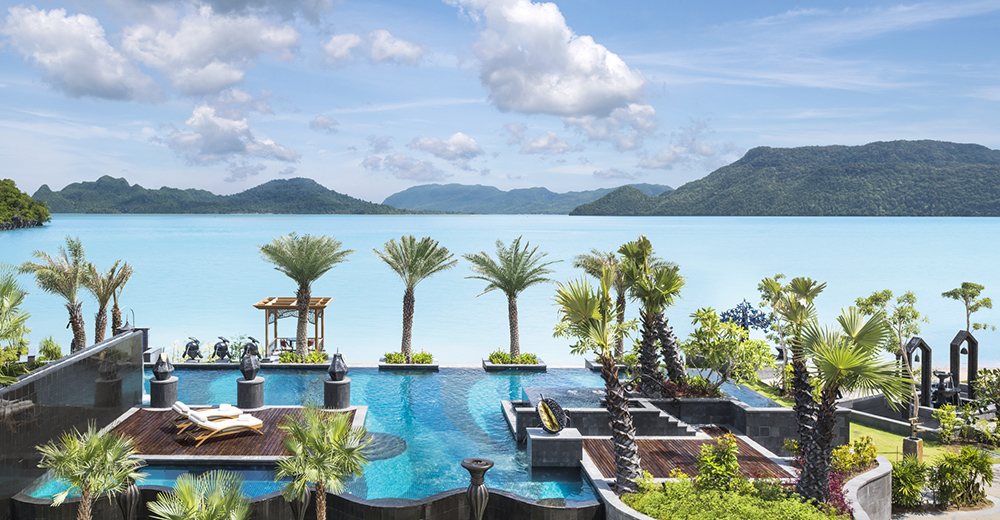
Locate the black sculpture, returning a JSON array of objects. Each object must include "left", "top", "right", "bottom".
[
  {"left": 244, "top": 337, "right": 261, "bottom": 358},
  {"left": 536, "top": 394, "right": 569, "bottom": 433},
  {"left": 184, "top": 338, "right": 202, "bottom": 361},
  {"left": 951, "top": 330, "right": 979, "bottom": 401},
  {"left": 329, "top": 352, "right": 348, "bottom": 381},
  {"left": 933, "top": 370, "right": 959, "bottom": 408},
  {"left": 213, "top": 337, "right": 231, "bottom": 362},
  {"left": 240, "top": 344, "right": 260, "bottom": 381},
  {"left": 152, "top": 353, "right": 174, "bottom": 381},
  {"left": 461, "top": 458, "right": 494, "bottom": 520},
  {"left": 904, "top": 337, "right": 932, "bottom": 407}
]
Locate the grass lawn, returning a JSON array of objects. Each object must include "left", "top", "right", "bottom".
[{"left": 745, "top": 380, "right": 795, "bottom": 407}]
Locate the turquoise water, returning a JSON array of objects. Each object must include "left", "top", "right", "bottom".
[
  {"left": 27, "top": 465, "right": 287, "bottom": 500},
  {"left": 147, "top": 367, "right": 603, "bottom": 501},
  {"left": 3, "top": 214, "right": 999, "bottom": 365}
]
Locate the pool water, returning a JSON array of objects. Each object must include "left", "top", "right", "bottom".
[
  {"left": 143, "top": 367, "right": 604, "bottom": 502},
  {"left": 26, "top": 465, "right": 288, "bottom": 500}
]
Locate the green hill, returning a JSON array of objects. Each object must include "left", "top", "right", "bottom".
[
  {"left": 572, "top": 140, "right": 1000, "bottom": 216},
  {"left": 33, "top": 176, "right": 407, "bottom": 214},
  {"left": 1, "top": 179, "right": 50, "bottom": 229},
  {"left": 382, "top": 183, "right": 671, "bottom": 214}
]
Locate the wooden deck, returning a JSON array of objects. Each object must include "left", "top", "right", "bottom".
[
  {"left": 584, "top": 428, "right": 791, "bottom": 479},
  {"left": 111, "top": 407, "right": 354, "bottom": 457}
]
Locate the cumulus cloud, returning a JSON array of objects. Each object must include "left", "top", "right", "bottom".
[
  {"left": 321, "top": 33, "right": 362, "bottom": 63},
  {"left": 1, "top": 7, "right": 160, "bottom": 101},
  {"left": 447, "top": 0, "right": 645, "bottom": 117},
  {"left": 363, "top": 153, "right": 447, "bottom": 181},
  {"left": 369, "top": 29, "right": 424, "bottom": 64},
  {"left": 166, "top": 102, "right": 300, "bottom": 168},
  {"left": 367, "top": 134, "right": 393, "bottom": 153},
  {"left": 198, "top": 0, "right": 336, "bottom": 23},
  {"left": 408, "top": 132, "right": 482, "bottom": 169},
  {"left": 226, "top": 160, "right": 266, "bottom": 182},
  {"left": 593, "top": 168, "right": 637, "bottom": 180},
  {"left": 562, "top": 103, "right": 657, "bottom": 151},
  {"left": 637, "top": 120, "right": 740, "bottom": 170},
  {"left": 122, "top": 6, "right": 299, "bottom": 95},
  {"left": 504, "top": 122, "right": 526, "bottom": 144},
  {"left": 309, "top": 115, "right": 339, "bottom": 133},
  {"left": 360, "top": 155, "right": 383, "bottom": 171},
  {"left": 520, "top": 131, "right": 572, "bottom": 155},
  {"left": 212, "top": 88, "right": 273, "bottom": 118}
]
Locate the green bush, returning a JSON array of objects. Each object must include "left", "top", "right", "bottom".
[
  {"left": 384, "top": 351, "right": 434, "bottom": 364},
  {"left": 488, "top": 350, "right": 539, "bottom": 364},
  {"left": 929, "top": 446, "right": 994, "bottom": 507},
  {"left": 38, "top": 336, "right": 63, "bottom": 361},
  {"left": 695, "top": 433, "right": 748, "bottom": 493},
  {"left": 277, "top": 351, "right": 329, "bottom": 364},
  {"left": 831, "top": 436, "right": 877, "bottom": 474},
  {"left": 932, "top": 405, "right": 960, "bottom": 443},
  {"left": 891, "top": 455, "right": 927, "bottom": 508}
]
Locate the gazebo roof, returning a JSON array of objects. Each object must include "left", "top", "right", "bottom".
[{"left": 253, "top": 296, "right": 333, "bottom": 310}]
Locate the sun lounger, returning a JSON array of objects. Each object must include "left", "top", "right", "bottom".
[
  {"left": 184, "top": 411, "right": 263, "bottom": 447},
  {"left": 171, "top": 401, "right": 241, "bottom": 433}
]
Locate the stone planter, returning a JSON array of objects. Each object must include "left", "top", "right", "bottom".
[
  {"left": 584, "top": 358, "right": 627, "bottom": 372},
  {"left": 482, "top": 359, "right": 546, "bottom": 372},
  {"left": 844, "top": 455, "right": 891, "bottom": 520},
  {"left": 378, "top": 358, "right": 438, "bottom": 371}
]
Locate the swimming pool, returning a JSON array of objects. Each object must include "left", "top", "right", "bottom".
[
  {"left": 26, "top": 465, "right": 288, "bottom": 500},
  {"left": 141, "top": 366, "right": 603, "bottom": 502}
]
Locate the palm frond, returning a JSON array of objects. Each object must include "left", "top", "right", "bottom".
[
  {"left": 463, "top": 236, "right": 558, "bottom": 297},
  {"left": 374, "top": 235, "right": 457, "bottom": 289}
]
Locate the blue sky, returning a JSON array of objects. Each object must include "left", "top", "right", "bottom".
[{"left": 1, "top": 0, "right": 998, "bottom": 202}]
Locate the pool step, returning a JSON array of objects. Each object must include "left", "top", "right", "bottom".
[{"left": 502, "top": 398, "right": 698, "bottom": 442}]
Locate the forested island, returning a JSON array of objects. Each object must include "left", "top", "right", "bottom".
[
  {"left": 382, "top": 183, "right": 670, "bottom": 214},
  {"left": 0, "top": 179, "right": 50, "bottom": 230},
  {"left": 572, "top": 140, "right": 1000, "bottom": 216}
]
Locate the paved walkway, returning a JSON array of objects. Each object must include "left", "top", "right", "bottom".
[{"left": 893, "top": 466, "right": 1000, "bottom": 519}]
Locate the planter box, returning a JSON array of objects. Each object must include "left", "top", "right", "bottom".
[
  {"left": 584, "top": 358, "right": 627, "bottom": 372},
  {"left": 378, "top": 357, "right": 438, "bottom": 371},
  {"left": 482, "top": 359, "right": 547, "bottom": 372}
]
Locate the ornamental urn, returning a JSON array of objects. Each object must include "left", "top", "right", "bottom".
[
  {"left": 240, "top": 351, "right": 260, "bottom": 381},
  {"left": 329, "top": 352, "right": 348, "bottom": 381},
  {"left": 152, "top": 353, "right": 174, "bottom": 381}
]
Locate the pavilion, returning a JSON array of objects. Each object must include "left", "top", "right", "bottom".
[{"left": 252, "top": 296, "right": 331, "bottom": 357}]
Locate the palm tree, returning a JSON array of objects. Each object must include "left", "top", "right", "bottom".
[
  {"left": 554, "top": 270, "right": 640, "bottom": 494},
  {"left": 464, "top": 237, "right": 558, "bottom": 359},
  {"left": 109, "top": 262, "right": 133, "bottom": 335},
  {"left": 374, "top": 236, "right": 457, "bottom": 364},
  {"left": 276, "top": 408, "right": 371, "bottom": 520},
  {"left": 799, "top": 308, "right": 911, "bottom": 502},
  {"left": 260, "top": 234, "right": 354, "bottom": 357},
  {"left": 36, "top": 424, "right": 146, "bottom": 520},
  {"left": 84, "top": 260, "right": 121, "bottom": 343},
  {"left": 573, "top": 250, "right": 628, "bottom": 359},
  {"left": 147, "top": 470, "right": 249, "bottom": 520},
  {"left": 619, "top": 236, "right": 685, "bottom": 396},
  {"left": 19, "top": 236, "right": 88, "bottom": 352},
  {"left": 0, "top": 263, "right": 30, "bottom": 355}
]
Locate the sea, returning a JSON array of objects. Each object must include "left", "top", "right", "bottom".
[{"left": 2, "top": 214, "right": 998, "bottom": 367}]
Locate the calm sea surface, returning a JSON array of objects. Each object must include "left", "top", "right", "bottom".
[{"left": 2, "top": 214, "right": 998, "bottom": 366}]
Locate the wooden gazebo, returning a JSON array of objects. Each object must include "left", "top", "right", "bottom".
[{"left": 252, "top": 297, "right": 332, "bottom": 357}]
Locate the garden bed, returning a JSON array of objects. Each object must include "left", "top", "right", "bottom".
[
  {"left": 483, "top": 359, "right": 546, "bottom": 372},
  {"left": 378, "top": 358, "right": 438, "bottom": 371}
]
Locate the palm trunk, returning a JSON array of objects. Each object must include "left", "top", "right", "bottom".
[
  {"left": 599, "top": 351, "right": 641, "bottom": 494},
  {"left": 111, "top": 301, "right": 122, "bottom": 334},
  {"left": 94, "top": 303, "right": 108, "bottom": 343},
  {"left": 67, "top": 301, "right": 87, "bottom": 352},
  {"left": 77, "top": 484, "right": 91, "bottom": 520},
  {"left": 637, "top": 309, "right": 662, "bottom": 397},
  {"left": 401, "top": 287, "right": 415, "bottom": 364},
  {"left": 316, "top": 480, "right": 326, "bottom": 520},
  {"left": 615, "top": 291, "right": 626, "bottom": 360},
  {"left": 656, "top": 313, "right": 686, "bottom": 383},
  {"left": 507, "top": 294, "right": 520, "bottom": 359},
  {"left": 296, "top": 285, "right": 310, "bottom": 358},
  {"left": 792, "top": 346, "right": 823, "bottom": 501},
  {"left": 813, "top": 386, "right": 839, "bottom": 503}
]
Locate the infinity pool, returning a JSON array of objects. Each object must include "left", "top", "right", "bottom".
[{"left": 26, "top": 465, "right": 288, "bottom": 500}]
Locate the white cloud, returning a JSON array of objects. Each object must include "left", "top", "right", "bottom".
[
  {"left": 637, "top": 120, "right": 739, "bottom": 170},
  {"left": 593, "top": 168, "right": 637, "bottom": 180},
  {"left": 447, "top": 0, "right": 646, "bottom": 117},
  {"left": 309, "top": 115, "right": 339, "bottom": 133},
  {"left": 562, "top": 103, "right": 657, "bottom": 151},
  {"left": 225, "top": 160, "right": 266, "bottom": 182},
  {"left": 321, "top": 33, "right": 362, "bottom": 63},
  {"left": 212, "top": 88, "right": 273, "bottom": 118},
  {"left": 364, "top": 153, "right": 447, "bottom": 181},
  {"left": 504, "top": 122, "right": 526, "bottom": 144},
  {"left": 408, "top": 132, "right": 483, "bottom": 169},
  {"left": 277, "top": 166, "right": 297, "bottom": 175},
  {"left": 367, "top": 135, "right": 393, "bottom": 154},
  {"left": 369, "top": 29, "right": 424, "bottom": 64},
  {"left": 197, "top": 0, "right": 336, "bottom": 23},
  {"left": 122, "top": 6, "right": 299, "bottom": 95},
  {"left": 1, "top": 7, "right": 160, "bottom": 101},
  {"left": 166, "top": 103, "right": 300, "bottom": 167},
  {"left": 520, "top": 131, "right": 571, "bottom": 155}
]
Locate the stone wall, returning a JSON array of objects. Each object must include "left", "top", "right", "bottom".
[{"left": 844, "top": 456, "right": 892, "bottom": 520}]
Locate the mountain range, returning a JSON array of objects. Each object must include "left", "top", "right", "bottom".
[{"left": 382, "top": 183, "right": 671, "bottom": 214}]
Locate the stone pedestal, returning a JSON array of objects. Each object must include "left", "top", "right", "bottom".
[
  {"left": 903, "top": 437, "right": 923, "bottom": 462},
  {"left": 527, "top": 427, "right": 583, "bottom": 467},
  {"left": 324, "top": 378, "right": 351, "bottom": 409},
  {"left": 95, "top": 377, "right": 123, "bottom": 408},
  {"left": 237, "top": 377, "right": 264, "bottom": 410},
  {"left": 149, "top": 376, "right": 178, "bottom": 408}
]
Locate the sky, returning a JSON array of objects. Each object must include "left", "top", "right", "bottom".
[{"left": 1, "top": 0, "right": 998, "bottom": 203}]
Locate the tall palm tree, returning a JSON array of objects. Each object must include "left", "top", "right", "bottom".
[
  {"left": 147, "top": 470, "right": 249, "bottom": 520},
  {"left": 619, "top": 236, "right": 685, "bottom": 396},
  {"left": 799, "top": 308, "right": 911, "bottom": 503},
  {"left": 464, "top": 237, "right": 558, "bottom": 359},
  {"left": 276, "top": 408, "right": 371, "bottom": 520},
  {"left": 573, "top": 250, "right": 628, "bottom": 359},
  {"left": 109, "top": 262, "right": 133, "bottom": 335},
  {"left": 19, "top": 236, "right": 88, "bottom": 352},
  {"left": 36, "top": 424, "right": 146, "bottom": 520},
  {"left": 84, "top": 260, "right": 120, "bottom": 343},
  {"left": 260, "top": 234, "right": 354, "bottom": 357},
  {"left": 554, "top": 270, "right": 640, "bottom": 494},
  {"left": 374, "top": 236, "right": 457, "bottom": 364},
  {"left": 0, "top": 263, "right": 30, "bottom": 355}
]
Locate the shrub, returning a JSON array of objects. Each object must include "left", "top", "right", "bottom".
[
  {"left": 663, "top": 375, "right": 723, "bottom": 398},
  {"left": 783, "top": 438, "right": 802, "bottom": 457},
  {"left": 277, "top": 351, "right": 329, "bottom": 363},
  {"left": 831, "top": 436, "right": 877, "bottom": 474},
  {"left": 411, "top": 351, "right": 433, "bottom": 364},
  {"left": 825, "top": 471, "right": 852, "bottom": 518},
  {"left": 38, "top": 336, "right": 62, "bottom": 361},
  {"left": 891, "top": 455, "right": 928, "bottom": 508},
  {"left": 929, "top": 446, "right": 994, "bottom": 507},
  {"left": 488, "top": 350, "right": 539, "bottom": 364},
  {"left": 384, "top": 351, "right": 433, "bottom": 364},
  {"left": 933, "top": 405, "right": 960, "bottom": 443},
  {"left": 695, "top": 433, "right": 748, "bottom": 492},
  {"left": 977, "top": 367, "right": 1000, "bottom": 412}
]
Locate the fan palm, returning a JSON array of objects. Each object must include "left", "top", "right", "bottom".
[
  {"left": 464, "top": 237, "right": 558, "bottom": 358},
  {"left": 84, "top": 260, "right": 122, "bottom": 343},
  {"left": 19, "top": 236, "right": 88, "bottom": 352},
  {"left": 36, "top": 423, "right": 146, "bottom": 520},
  {"left": 260, "top": 234, "right": 353, "bottom": 357},
  {"left": 147, "top": 470, "right": 249, "bottom": 520},
  {"left": 374, "top": 236, "right": 457, "bottom": 364},
  {"left": 554, "top": 270, "right": 640, "bottom": 494},
  {"left": 573, "top": 250, "right": 629, "bottom": 359},
  {"left": 276, "top": 408, "right": 371, "bottom": 520},
  {"left": 109, "top": 262, "right": 133, "bottom": 335},
  {"left": 619, "top": 236, "right": 685, "bottom": 396},
  {"left": 799, "top": 308, "right": 911, "bottom": 502},
  {"left": 0, "top": 263, "right": 30, "bottom": 356}
]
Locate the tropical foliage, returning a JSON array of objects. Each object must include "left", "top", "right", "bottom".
[
  {"left": 383, "top": 350, "right": 433, "bottom": 364},
  {"left": 109, "top": 262, "right": 133, "bottom": 334},
  {"left": 374, "top": 236, "right": 457, "bottom": 363},
  {"left": 84, "top": 260, "right": 127, "bottom": 343},
  {"left": 573, "top": 249, "right": 628, "bottom": 359},
  {"left": 487, "top": 349, "right": 538, "bottom": 365},
  {"left": 941, "top": 282, "right": 994, "bottom": 331},
  {"left": 0, "top": 178, "right": 49, "bottom": 228},
  {"left": 36, "top": 424, "right": 146, "bottom": 520},
  {"left": 0, "top": 263, "right": 30, "bottom": 359},
  {"left": 681, "top": 307, "right": 773, "bottom": 391},
  {"left": 891, "top": 456, "right": 928, "bottom": 508},
  {"left": 465, "top": 236, "right": 558, "bottom": 358},
  {"left": 147, "top": 470, "right": 249, "bottom": 520},
  {"left": 19, "top": 236, "right": 89, "bottom": 351},
  {"left": 928, "top": 446, "right": 994, "bottom": 507},
  {"left": 260, "top": 233, "right": 353, "bottom": 357},
  {"left": 276, "top": 408, "right": 371, "bottom": 520}
]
